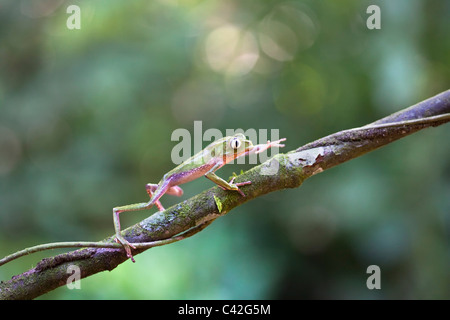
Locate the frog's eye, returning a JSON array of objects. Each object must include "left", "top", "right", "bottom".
[{"left": 230, "top": 137, "right": 241, "bottom": 149}]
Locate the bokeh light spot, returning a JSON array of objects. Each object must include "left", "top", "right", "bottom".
[{"left": 204, "top": 25, "right": 259, "bottom": 77}]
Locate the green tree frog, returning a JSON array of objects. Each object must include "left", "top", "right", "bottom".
[{"left": 113, "top": 133, "right": 286, "bottom": 261}]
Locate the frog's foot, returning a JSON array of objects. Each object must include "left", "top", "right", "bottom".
[
  {"left": 114, "top": 236, "right": 137, "bottom": 263},
  {"left": 146, "top": 183, "right": 183, "bottom": 211},
  {"left": 254, "top": 138, "right": 286, "bottom": 154},
  {"left": 218, "top": 177, "right": 252, "bottom": 197}
]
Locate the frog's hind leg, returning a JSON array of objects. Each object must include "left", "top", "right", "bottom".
[
  {"left": 113, "top": 181, "right": 174, "bottom": 262},
  {"left": 146, "top": 183, "right": 183, "bottom": 211}
]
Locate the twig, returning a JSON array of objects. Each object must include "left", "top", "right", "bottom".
[{"left": 0, "top": 220, "right": 214, "bottom": 267}]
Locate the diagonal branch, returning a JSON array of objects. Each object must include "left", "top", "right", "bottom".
[{"left": 0, "top": 89, "right": 449, "bottom": 300}]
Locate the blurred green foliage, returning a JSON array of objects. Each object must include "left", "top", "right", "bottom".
[{"left": 0, "top": 0, "right": 449, "bottom": 299}]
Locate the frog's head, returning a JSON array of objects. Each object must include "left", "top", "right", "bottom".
[
  {"left": 202, "top": 133, "right": 254, "bottom": 165},
  {"left": 221, "top": 133, "right": 254, "bottom": 164}
]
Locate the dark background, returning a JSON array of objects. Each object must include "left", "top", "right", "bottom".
[{"left": 0, "top": 0, "right": 449, "bottom": 299}]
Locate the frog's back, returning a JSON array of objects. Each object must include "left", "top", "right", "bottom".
[{"left": 160, "top": 149, "right": 218, "bottom": 186}]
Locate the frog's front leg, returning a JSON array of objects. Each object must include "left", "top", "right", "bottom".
[
  {"left": 215, "top": 176, "right": 251, "bottom": 197},
  {"left": 251, "top": 138, "right": 286, "bottom": 155},
  {"left": 205, "top": 172, "right": 251, "bottom": 197},
  {"left": 146, "top": 183, "right": 183, "bottom": 211}
]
